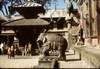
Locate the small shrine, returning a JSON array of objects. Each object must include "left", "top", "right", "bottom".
[{"left": 12, "top": 0, "right": 45, "bottom": 18}]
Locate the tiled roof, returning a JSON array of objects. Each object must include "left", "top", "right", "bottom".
[
  {"left": 2, "top": 18, "right": 49, "bottom": 26},
  {"left": 0, "top": 16, "right": 10, "bottom": 22},
  {"left": 12, "top": 2, "right": 45, "bottom": 18},
  {"left": 13, "top": 2, "right": 42, "bottom": 7}
]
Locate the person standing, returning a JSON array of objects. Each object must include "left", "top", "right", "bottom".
[
  {"left": 1, "top": 47, "right": 4, "bottom": 55},
  {"left": 7, "top": 47, "right": 11, "bottom": 59},
  {"left": 28, "top": 42, "right": 32, "bottom": 56},
  {"left": 11, "top": 46, "right": 15, "bottom": 59},
  {"left": 24, "top": 44, "right": 28, "bottom": 56},
  {"left": 0, "top": 43, "right": 4, "bottom": 55}
]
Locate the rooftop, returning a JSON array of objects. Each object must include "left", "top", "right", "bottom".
[
  {"left": 12, "top": 2, "right": 45, "bottom": 18},
  {"left": 39, "top": 9, "right": 68, "bottom": 18},
  {"left": 2, "top": 18, "right": 49, "bottom": 26},
  {"left": 13, "top": 2, "right": 42, "bottom": 8}
]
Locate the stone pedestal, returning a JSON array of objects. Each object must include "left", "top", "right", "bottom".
[
  {"left": 66, "top": 20, "right": 72, "bottom": 49},
  {"left": 35, "top": 57, "right": 59, "bottom": 68},
  {"left": 84, "top": 38, "right": 91, "bottom": 46}
]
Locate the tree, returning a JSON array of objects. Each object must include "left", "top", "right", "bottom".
[
  {"left": 3, "top": 0, "right": 9, "bottom": 15},
  {"left": 0, "top": 1, "right": 5, "bottom": 15},
  {"left": 8, "top": 0, "right": 23, "bottom": 6},
  {"left": 0, "top": 0, "right": 8, "bottom": 16},
  {"left": 0, "top": 0, "right": 24, "bottom": 16}
]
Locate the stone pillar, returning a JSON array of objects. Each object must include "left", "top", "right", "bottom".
[
  {"left": 88, "top": 0, "right": 92, "bottom": 45},
  {"left": 84, "top": 38, "right": 91, "bottom": 46},
  {"left": 64, "top": 23, "right": 68, "bottom": 41},
  {"left": 7, "top": 35, "right": 10, "bottom": 46},
  {"left": 66, "top": 20, "right": 72, "bottom": 49},
  {"left": 97, "top": 0, "right": 100, "bottom": 45},
  {"left": 64, "top": 23, "right": 67, "bottom": 30},
  {"left": 80, "top": 0, "right": 92, "bottom": 46}
]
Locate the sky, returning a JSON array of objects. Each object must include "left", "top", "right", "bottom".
[
  {"left": 47, "top": 0, "right": 78, "bottom": 9},
  {"left": 0, "top": 0, "right": 78, "bottom": 16}
]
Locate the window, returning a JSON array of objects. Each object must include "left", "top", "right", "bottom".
[
  {"left": 57, "top": 20, "right": 64, "bottom": 29},
  {"left": 50, "top": 22, "right": 53, "bottom": 29}
]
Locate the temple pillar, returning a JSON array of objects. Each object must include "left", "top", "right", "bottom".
[
  {"left": 66, "top": 20, "right": 72, "bottom": 49},
  {"left": 7, "top": 35, "right": 10, "bottom": 46}
]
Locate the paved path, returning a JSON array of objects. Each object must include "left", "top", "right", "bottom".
[
  {"left": 0, "top": 55, "right": 39, "bottom": 68},
  {"left": 0, "top": 51, "right": 89, "bottom": 68}
]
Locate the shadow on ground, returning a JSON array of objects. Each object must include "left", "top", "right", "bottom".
[{"left": 65, "top": 58, "right": 81, "bottom": 62}]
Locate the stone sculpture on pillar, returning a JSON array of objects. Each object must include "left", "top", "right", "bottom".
[{"left": 65, "top": 0, "right": 73, "bottom": 48}]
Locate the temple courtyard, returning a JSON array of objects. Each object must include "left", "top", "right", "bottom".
[{"left": 0, "top": 49, "right": 91, "bottom": 68}]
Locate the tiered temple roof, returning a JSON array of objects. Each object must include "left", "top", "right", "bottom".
[
  {"left": 12, "top": 2, "right": 45, "bottom": 18},
  {"left": 2, "top": 18, "right": 49, "bottom": 26}
]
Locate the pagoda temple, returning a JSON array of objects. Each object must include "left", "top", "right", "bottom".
[{"left": 2, "top": 0, "right": 49, "bottom": 55}]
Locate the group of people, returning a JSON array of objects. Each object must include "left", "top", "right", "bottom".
[
  {"left": 0, "top": 42, "right": 33, "bottom": 58},
  {"left": 0, "top": 42, "right": 20, "bottom": 59},
  {"left": 7, "top": 46, "right": 15, "bottom": 59},
  {"left": 23, "top": 42, "right": 32, "bottom": 56},
  {"left": 7, "top": 44, "right": 20, "bottom": 59},
  {"left": 7, "top": 43, "right": 33, "bottom": 59}
]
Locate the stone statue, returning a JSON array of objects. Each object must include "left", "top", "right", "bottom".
[
  {"left": 66, "top": 0, "right": 73, "bottom": 15},
  {"left": 37, "top": 34, "right": 68, "bottom": 61},
  {"left": 65, "top": 0, "right": 74, "bottom": 21}
]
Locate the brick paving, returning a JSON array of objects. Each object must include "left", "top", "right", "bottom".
[{"left": 0, "top": 51, "right": 89, "bottom": 68}]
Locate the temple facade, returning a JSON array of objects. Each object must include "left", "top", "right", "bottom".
[
  {"left": 73, "top": 0, "right": 100, "bottom": 46},
  {"left": 40, "top": 9, "right": 68, "bottom": 41},
  {"left": 0, "top": 7, "right": 71, "bottom": 56}
]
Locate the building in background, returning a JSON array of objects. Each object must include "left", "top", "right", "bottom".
[{"left": 73, "top": 0, "right": 100, "bottom": 47}]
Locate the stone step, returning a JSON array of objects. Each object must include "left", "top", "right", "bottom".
[
  {"left": 70, "top": 46, "right": 100, "bottom": 68},
  {"left": 35, "top": 59, "right": 59, "bottom": 68}
]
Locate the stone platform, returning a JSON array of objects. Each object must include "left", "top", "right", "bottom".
[
  {"left": 35, "top": 59, "right": 59, "bottom": 69},
  {"left": 70, "top": 45, "right": 100, "bottom": 68},
  {"left": 0, "top": 51, "right": 89, "bottom": 68}
]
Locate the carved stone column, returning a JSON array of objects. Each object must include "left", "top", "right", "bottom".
[{"left": 66, "top": 19, "right": 72, "bottom": 49}]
